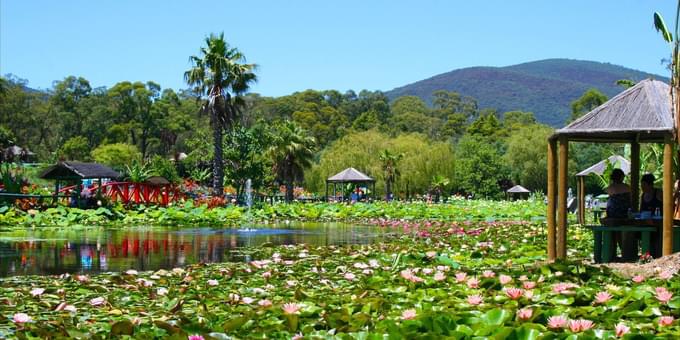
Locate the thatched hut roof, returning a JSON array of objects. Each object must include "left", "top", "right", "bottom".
[
  {"left": 552, "top": 79, "right": 673, "bottom": 142},
  {"left": 146, "top": 176, "right": 170, "bottom": 185},
  {"left": 507, "top": 185, "right": 530, "bottom": 193},
  {"left": 40, "top": 162, "right": 120, "bottom": 180},
  {"left": 576, "top": 155, "right": 630, "bottom": 177},
  {"left": 327, "top": 167, "right": 374, "bottom": 182}
]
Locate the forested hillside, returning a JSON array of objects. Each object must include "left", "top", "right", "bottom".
[{"left": 386, "top": 59, "right": 667, "bottom": 126}]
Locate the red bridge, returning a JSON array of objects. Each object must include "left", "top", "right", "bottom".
[{"left": 60, "top": 182, "right": 182, "bottom": 206}]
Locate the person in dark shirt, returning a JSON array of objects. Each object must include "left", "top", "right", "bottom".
[
  {"left": 640, "top": 173, "right": 663, "bottom": 213},
  {"left": 605, "top": 169, "right": 633, "bottom": 260}
]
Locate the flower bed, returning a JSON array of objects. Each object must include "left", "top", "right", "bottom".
[{"left": 2, "top": 220, "right": 678, "bottom": 338}]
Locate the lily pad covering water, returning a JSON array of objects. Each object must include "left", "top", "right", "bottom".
[{"left": 1, "top": 220, "right": 679, "bottom": 338}]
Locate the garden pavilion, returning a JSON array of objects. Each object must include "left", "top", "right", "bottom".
[
  {"left": 547, "top": 79, "right": 677, "bottom": 261},
  {"left": 41, "top": 161, "right": 120, "bottom": 199},
  {"left": 326, "top": 167, "right": 375, "bottom": 202},
  {"left": 575, "top": 155, "right": 631, "bottom": 225},
  {"left": 506, "top": 184, "right": 530, "bottom": 200}
]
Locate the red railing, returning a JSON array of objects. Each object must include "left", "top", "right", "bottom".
[{"left": 59, "top": 182, "right": 182, "bottom": 206}]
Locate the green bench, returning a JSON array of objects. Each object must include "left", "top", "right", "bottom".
[{"left": 588, "top": 225, "right": 680, "bottom": 263}]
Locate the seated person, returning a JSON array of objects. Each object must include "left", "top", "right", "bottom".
[
  {"left": 640, "top": 173, "right": 663, "bottom": 257},
  {"left": 640, "top": 173, "right": 663, "bottom": 214},
  {"left": 605, "top": 169, "right": 635, "bottom": 261}
]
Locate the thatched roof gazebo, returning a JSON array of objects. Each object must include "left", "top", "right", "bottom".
[
  {"left": 506, "top": 184, "right": 530, "bottom": 200},
  {"left": 41, "top": 162, "right": 120, "bottom": 197},
  {"left": 547, "top": 78, "right": 677, "bottom": 261},
  {"left": 326, "top": 167, "right": 375, "bottom": 202},
  {"left": 575, "top": 155, "right": 631, "bottom": 224}
]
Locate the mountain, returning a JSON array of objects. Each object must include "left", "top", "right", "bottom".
[{"left": 385, "top": 59, "right": 669, "bottom": 127}]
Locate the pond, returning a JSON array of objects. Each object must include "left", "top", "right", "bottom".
[{"left": 0, "top": 222, "right": 384, "bottom": 277}]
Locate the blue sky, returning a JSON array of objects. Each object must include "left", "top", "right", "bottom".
[{"left": 1, "top": 1, "right": 677, "bottom": 96}]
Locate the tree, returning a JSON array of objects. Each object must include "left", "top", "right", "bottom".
[
  {"left": 430, "top": 175, "right": 450, "bottom": 202},
  {"left": 379, "top": 149, "right": 403, "bottom": 201},
  {"left": 654, "top": 4, "right": 680, "bottom": 141},
  {"left": 224, "top": 124, "right": 272, "bottom": 200},
  {"left": 184, "top": 32, "right": 257, "bottom": 195},
  {"left": 570, "top": 89, "right": 607, "bottom": 122},
  {"left": 454, "top": 135, "right": 508, "bottom": 199},
  {"left": 59, "top": 136, "right": 91, "bottom": 161},
  {"left": 268, "top": 120, "right": 315, "bottom": 202},
  {"left": 91, "top": 143, "right": 142, "bottom": 170},
  {"left": 504, "top": 124, "right": 554, "bottom": 191}
]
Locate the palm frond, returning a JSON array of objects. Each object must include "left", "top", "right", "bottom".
[{"left": 654, "top": 12, "right": 673, "bottom": 43}]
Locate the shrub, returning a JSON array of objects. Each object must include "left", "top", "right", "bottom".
[{"left": 59, "top": 136, "right": 91, "bottom": 161}]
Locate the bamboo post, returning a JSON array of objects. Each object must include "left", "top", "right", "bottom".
[
  {"left": 557, "top": 137, "right": 569, "bottom": 259},
  {"left": 631, "top": 141, "right": 640, "bottom": 212},
  {"left": 663, "top": 136, "right": 673, "bottom": 256},
  {"left": 547, "top": 139, "right": 557, "bottom": 261},
  {"left": 578, "top": 176, "right": 585, "bottom": 225}
]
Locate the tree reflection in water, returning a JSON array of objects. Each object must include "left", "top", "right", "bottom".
[{"left": 0, "top": 222, "right": 382, "bottom": 276}]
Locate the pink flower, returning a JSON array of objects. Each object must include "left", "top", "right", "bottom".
[
  {"left": 426, "top": 251, "right": 437, "bottom": 259},
  {"left": 188, "top": 335, "right": 205, "bottom": 340},
  {"left": 362, "top": 269, "right": 373, "bottom": 275},
  {"left": 64, "top": 305, "right": 77, "bottom": 313},
  {"left": 632, "top": 275, "right": 645, "bottom": 283},
  {"left": 656, "top": 289, "right": 673, "bottom": 304},
  {"left": 482, "top": 270, "right": 495, "bottom": 278},
  {"left": 13, "top": 313, "right": 32, "bottom": 324},
  {"left": 547, "top": 315, "right": 568, "bottom": 329},
  {"left": 522, "top": 281, "right": 536, "bottom": 290},
  {"left": 207, "top": 279, "right": 218, "bottom": 286},
  {"left": 552, "top": 282, "right": 577, "bottom": 294},
  {"left": 659, "top": 270, "right": 674, "bottom": 280},
  {"left": 258, "top": 299, "right": 272, "bottom": 308},
  {"left": 344, "top": 272, "right": 356, "bottom": 281},
  {"left": 433, "top": 272, "right": 446, "bottom": 281},
  {"left": 282, "top": 302, "right": 302, "bottom": 315},
  {"left": 455, "top": 272, "right": 467, "bottom": 282},
  {"left": 422, "top": 268, "right": 434, "bottom": 275},
  {"left": 499, "top": 274, "right": 512, "bottom": 285},
  {"left": 594, "top": 291, "right": 612, "bottom": 304},
  {"left": 518, "top": 275, "right": 528, "bottom": 281},
  {"left": 262, "top": 271, "right": 272, "bottom": 279},
  {"left": 228, "top": 293, "right": 240, "bottom": 303},
  {"left": 291, "top": 333, "right": 303, "bottom": 340},
  {"left": 89, "top": 297, "right": 106, "bottom": 306},
  {"left": 369, "top": 259, "right": 380, "bottom": 268},
  {"left": 568, "top": 319, "right": 594, "bottom": 332},
  {"left": 517, "top": 308, "right": 533, "bottom": 321},
  {"left": 505, "top": 287, "right": 524, "bottom": 300},
  {"left": 615, "top": 323, "right": 630, "bottom": 337},
  {"left": 242, "top": 297, "right": 255, "bottom": 304},
  {"left": 466, "top": 277, "right": 480, "bottom": 288},
  {"left": 157, "top": 287, "right": 169, "bottom": 296},
  {"left": 659, "top": 316, "right": 674, "bottom": 326},
  {"left": 400, "top": 269, "right": 424, "bottom": 283},
  {"left": 467, "top": 294, "right": 483, "bottom": 305},
  {"left": 125, "top": 269, "right": 138, "bottom": 275},
  {"left": 401, "top": 309, "right": 417, "bottom": 320},
  {"left": 75, "top": 274, "right": 89, "bottom": 282},
  {"left": 30, "top": 288, "right": 45, "bottom": 296}
]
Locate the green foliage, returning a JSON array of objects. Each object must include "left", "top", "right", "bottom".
[
  {"left": 0, "top": 125, "right": 15, "bottom": 148},
  {"left": 224, "top": 124, "right": 272, "bottom": 197},
  {"left": 379, "top": 149, "right": 404, "bottom": 200},
  {"left": 59, "top": 136, "right": 91, "bottom": 161},
  {"left": 570, "top": 88, "right": 607, "bottom": 122},
  {"left": 454, "top": 135, "right": 509, "bottom": 199},
  {"left": 504, "top": 124, "right": 554, "bottom": 191},
  {"left": 268, "top": 120, "right": 316, "bottom": 202},
  {"left": 91, "top": 143, "right": 142, "bottom": 170},
  {"left": 148, "top": 155, "right": 180, "bottom": 184},
  {"left": 124, "top": 161, "right": 151, "bottom": 183}
]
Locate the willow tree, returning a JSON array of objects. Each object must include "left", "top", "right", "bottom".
[{"left": 184, "top": 32, "right": 257, "bottom": 195}]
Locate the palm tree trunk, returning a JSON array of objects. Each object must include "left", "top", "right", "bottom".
[
  {"left": 286, "top": 182, "right": 294, "bottom": 203},
  {"left": 385, "top": 180, "right": 391, "bottom": 202},
  {"left": 212, "top": 112, "right": 224, "bottom": 196}
]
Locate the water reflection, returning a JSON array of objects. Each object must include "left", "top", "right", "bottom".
[{"left": 0, "top": 222, "right": 382, "bottom": 277}]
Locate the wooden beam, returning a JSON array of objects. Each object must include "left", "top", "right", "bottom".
[
  {"left": 663, "top": 136, "right": 673, "bottom": 256},
  {"left": 547, "top": 139, "right": 557, "bottom": 261},
  {"left": 630, "top": 141, "right": 640, "bottom": 212},
  {"left": 578, "top": 176, "right": 586, "bottom": 225},
  {"left": 557, "top": 137, "right": 569, "bottom": 259}
]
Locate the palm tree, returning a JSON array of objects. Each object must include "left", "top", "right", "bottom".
[
  {"left": 654, "top": 4, "right": 680, "bottom": 142},
  {"left": 379, "top": 150, "right": 403, "bottom": 201},
  {"left": 184, "top": 32, "right": 257, "bottom": 195},
  {"left": 430, "top": 175, "right": 450, "bottom": 203},
  {"left": 268, "top": 121, "right": 316, "bottom": 202}
]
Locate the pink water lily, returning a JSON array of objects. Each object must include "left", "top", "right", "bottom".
[
  {"left": 517, "top": 308, "right": 533, "bottom": 321},
  {"left": 658, "top": 270, "right": 674, "bottom": 280},
  {"left": 258, "top": 299, "right": 272, "bottom": 308},
  {"left": 659, "top": 316, "right": 674, "bottom": 326},
  {"left": 466, "top": 277, "right": 480, "bottom": 288},
  {"left": 207, "top": 279, "right": 218, "bottom": 286},
  {"left": 568, "top": 319, "right": 594, "bottom": 332},
  {"left": 188, "top": 335, "right": 205, "bottom": 340},
  {"left": 401, "top": 309, "right": 417, "bottom": 320},
  {"left": 344, "top": 272, "right": 356, "bottom": 281},
  {"left": 499, "top": 274, "right": 512, "bottom": 285},
  {"left": 615, "top": 323, "right": 630, "bottom": 337},
  {"left": 656, "top": 288, "right": 673, "bottom": 304},
  {"left": 89, "top": 297, "right": 106, "bottom": 306},
  {"left": 467, "top": 294, "right": 483, "bottom": 305},
  {"left": 455, "top": 272, "right": 467, "bottom": 282},
  {"left": 282, "top": 302, "right": 302, "bottom": 315},
  {"left": 547, "top": 315, "right": 568, "bottom": 329},
  {"left": 433, "top": 271, "right": 446, "bottom": 281},
  {"left": 30, "top": 288, "right": 44, "bottom": 297},
  {"left": 505, "top": 287, "right": 524, "bottom": 300},
  {"left": 400, "top": 269, "right": 424, "bottom": 283},
  {"left": 632, "top": 275, "right": 645, "bottom": 283},
  {"left": 594, "top": 291, "right": 612, "bottom": 304},
  {"left": 482, "top": 270, "right": 495, "bottom": 278},
  {"left": 522, "top": 281, "right": 536, "bottom": 290},
  {"left": 425, "top": 251, "right": 437, "bottom": 259},
  {"left": 13, "top": 313, "right": 32, "bottom": 324},
  {"left": 291, "top": 333, "right": 303, "bottom": 340}
]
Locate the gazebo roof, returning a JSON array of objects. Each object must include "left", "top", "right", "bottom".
[
  {"left": 40, "top": 162, "right": 120, "bottom": 180},
  {"left": 552, "top": 78, "right": 674, "bottom": 142},
  {"left": 576, "top": 155, "right": 630, "bottom": 177},
  {"left": 327, "top": 167, "right": 374, "bottom": 182},
  {"left": 507, "top": 185, "right": 530, "bottom": 193}
]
